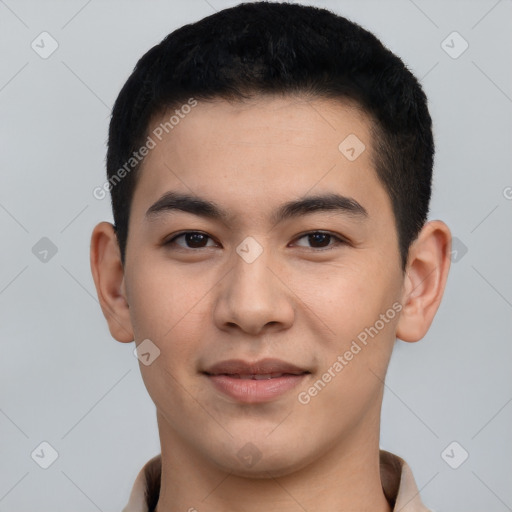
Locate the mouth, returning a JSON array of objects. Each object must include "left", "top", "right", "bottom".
[
  {"left": 211, "top": 372, "right": 304, "bottom": 380},
  {"left": 203, "top": 358, "right": 310, "bottom": 403}
]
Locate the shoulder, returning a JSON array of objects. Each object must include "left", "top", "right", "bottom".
[
  {"left": 380, "top": 449, "right": 433, "bottom": 512},
  {"left": 122, "top": 454, "right": 161, "bottom": 512}
]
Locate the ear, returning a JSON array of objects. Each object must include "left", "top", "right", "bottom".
[
  {"left": 396, "top": 220, "right": 451, "bottom": 343},
  {"left": 90, "top": 222, "right": 134, "bottom": 343}
]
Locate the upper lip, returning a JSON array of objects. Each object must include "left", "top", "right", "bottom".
[{"left": 203, "top": 358, "right": 310, "bottom": 376}]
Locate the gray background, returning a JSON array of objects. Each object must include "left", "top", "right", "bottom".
[{"left": 0, "top": 0, "right": 511, "bottom": 510}]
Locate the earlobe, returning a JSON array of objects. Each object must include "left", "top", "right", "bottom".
[
  {"left": 90, "top": 222, "right": 134, "bottom": 343},
  {"left": 396, "top": 220, "right": 451, "bottom": 343}
]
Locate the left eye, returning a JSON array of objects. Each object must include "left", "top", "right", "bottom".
[
  {"left": 293, "top": 231, "right": 345, "bottom": 250},
  {"left": 166, "top": 232, "right": 218, "bottom": 249}
]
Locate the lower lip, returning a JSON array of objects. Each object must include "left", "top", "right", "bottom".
[{"left": 206, "top": 374, "right": 308, "bottom": 403}]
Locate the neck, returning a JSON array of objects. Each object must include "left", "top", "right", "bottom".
[{"left": 154, "top": 413, "right": 392, "bottom": 512}]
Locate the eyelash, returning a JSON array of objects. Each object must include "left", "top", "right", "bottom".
[{"left": 163, "top": 231, "right": 348, "bottom": 252}]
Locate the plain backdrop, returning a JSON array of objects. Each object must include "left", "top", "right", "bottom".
[{"left": 0, "top": 1, "right": 511, "bottom": 511}]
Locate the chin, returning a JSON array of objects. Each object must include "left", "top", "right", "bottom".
[{"left": 209, "top": 435, "right": 317, "bottom": 479}]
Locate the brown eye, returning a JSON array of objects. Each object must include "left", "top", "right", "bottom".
[
  {"left": 294, "top": 231, "right": 346, "bottom": 250},
  {"left": 165, "top": 231, "right": 217, "bottom": 249}
]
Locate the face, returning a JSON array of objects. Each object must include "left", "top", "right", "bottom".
[{"left": 122, "top": 95, "right": 406, "bottom": 475}]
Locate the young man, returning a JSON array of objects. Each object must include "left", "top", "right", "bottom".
[{"left": 90, "top": 2, "right": 451, "bottom": 511}]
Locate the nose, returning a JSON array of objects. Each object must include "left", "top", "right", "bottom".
[{"left": 213, "top": 247, "right": 295, "bottom": 336}]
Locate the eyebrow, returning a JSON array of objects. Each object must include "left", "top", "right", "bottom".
[{"left": 145, "top": 191, "right": 368, "bottom": 224}]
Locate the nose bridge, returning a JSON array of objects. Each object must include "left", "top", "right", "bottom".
[
  {"left": 213, "top": 241, "right": 294, "bottom": 334},
  {"left": 233, "top": 247, "right": 272, "bottom": 298}
]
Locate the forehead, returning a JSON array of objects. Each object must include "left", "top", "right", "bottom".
[
  {"left": 148, "top": 94, "right": 372, "bottom": 160},
  {"left": 131, "top": 95, "right": 391, "bottom": 225}
]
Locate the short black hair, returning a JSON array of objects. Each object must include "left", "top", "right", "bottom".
[{"left": 107, "top": 1, "right": 434, "bottom": 270}]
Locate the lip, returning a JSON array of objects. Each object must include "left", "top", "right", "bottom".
[{"left": 203, "top": 358, "right": 310, "bottom": 403}]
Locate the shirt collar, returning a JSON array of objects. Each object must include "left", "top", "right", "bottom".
[{"left": 122, "top": 449, "right": 432, "bottom": 512}]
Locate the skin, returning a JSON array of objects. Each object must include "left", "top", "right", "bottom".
[{"left": 91, "top": 95, "right": 451, "bottom": 511}]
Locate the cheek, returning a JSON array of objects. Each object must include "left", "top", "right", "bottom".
[
  {"left": 294, "top": 258, "right": 398, "bottom": 343},
  {"left": 127, "top": 264, "right": 211, "bottom": 410},
  {"left": 296, "top": 258, "right": 401, "bottom": 411},
  {"left": 126, "top": 261, "right": 210, "bottom": 352},
  {"left": 298, "top": 285, "right": 398, "bottom": 431}
]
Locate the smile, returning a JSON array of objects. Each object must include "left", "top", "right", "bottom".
[{"left": 203, "top": 358, "right": 310, "bottom": 403}]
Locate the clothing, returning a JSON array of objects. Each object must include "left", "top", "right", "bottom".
[{"left": 122, "top": 449, "right": 432, "bottom": 512}]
